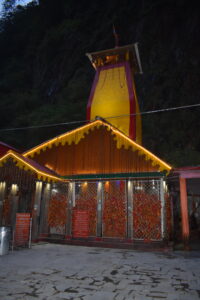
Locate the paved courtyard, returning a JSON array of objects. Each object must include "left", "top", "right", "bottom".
[{"left": 0, "top": 243, "right": 200, "bottom": 300}]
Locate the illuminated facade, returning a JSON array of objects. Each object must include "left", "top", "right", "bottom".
[{"left": 0, "top": 45, "right": 173, "bottom": 248}]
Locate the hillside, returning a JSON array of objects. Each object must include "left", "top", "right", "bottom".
[{"left": 0, "top": 0, "right": 200, "bottom": 166}]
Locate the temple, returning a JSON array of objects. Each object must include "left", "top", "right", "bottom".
[
  {"left": 0, "top": 44, "right": 174, "bottom": 249},
  {"left": 86, "top": 44, "right": 142, "bottom": 143}
]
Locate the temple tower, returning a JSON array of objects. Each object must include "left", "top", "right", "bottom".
[{"left": 86, "top": 43, "right": 143, "bottom": 144}]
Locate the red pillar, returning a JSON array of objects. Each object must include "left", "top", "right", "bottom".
[{"left": 179, "top": 177, "right": 190, "bottom": 248}]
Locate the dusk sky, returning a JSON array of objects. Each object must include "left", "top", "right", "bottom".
[{"left": 0, "top": 0, "right": 32, "bottom": 14}]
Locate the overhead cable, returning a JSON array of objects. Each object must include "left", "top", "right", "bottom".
[{"left": 0, "top": 103, "right": 200, "bottom": 132}]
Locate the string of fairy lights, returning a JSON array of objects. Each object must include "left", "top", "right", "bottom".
[{"left": 0, "top": 102, "right": 200, "bottom": 132}]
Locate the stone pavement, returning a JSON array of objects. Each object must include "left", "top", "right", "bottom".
[{"left": 0, "top": 243, "right": 200, "bottom": 300}]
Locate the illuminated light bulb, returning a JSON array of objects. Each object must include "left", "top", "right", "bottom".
[{"left": 46, "top": 183, "right": 51, "bottom": 189}]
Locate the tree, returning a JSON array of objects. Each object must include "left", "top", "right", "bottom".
[{"left": 2, "top": 0, "right": 16, "bottom": 14}]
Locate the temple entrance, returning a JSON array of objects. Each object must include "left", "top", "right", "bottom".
[
  {"left": 102, "top": 180, "right": 127, "bottom": 238},
  {"left": 72, "top": 182, "right": 97, "bottom": 238},
  {"left": 39, "top": 178, "right": 170, "bottom": 243},
  {"left": 131, "top": 180, "right": 162, "bottom": 241},
  {"left": 46, "top": 183, "right": 69, "bottom": 238}
]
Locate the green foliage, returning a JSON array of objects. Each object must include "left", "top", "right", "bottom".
[
  {"left": 2, "top": 0, "right": 16, "bottom": 14},
  {"left": 0, "top": 0, "right": 200, "bottom": 167}
]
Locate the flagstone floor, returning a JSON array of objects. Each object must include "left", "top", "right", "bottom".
[{"left": 0, "top": 243, "right": 200, "bottom": 300}]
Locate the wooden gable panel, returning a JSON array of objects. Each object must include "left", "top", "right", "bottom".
[{"left": 32, "top": 127, "right": 159, "bottom": 176}]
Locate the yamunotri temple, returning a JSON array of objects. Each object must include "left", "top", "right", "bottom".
[{"left": 0, "top": 43, "right": 184, "bottom": 249}]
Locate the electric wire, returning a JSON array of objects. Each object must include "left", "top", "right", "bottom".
[
  {"left": 0, "top": 102, "right": 200, "bottom": 132},
  {"left": 106, "top": 103, "right": 200, "bottom": 120}
]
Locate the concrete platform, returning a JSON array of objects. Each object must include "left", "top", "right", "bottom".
[{"left": 0, "top": 243, "right": 200, "bottom": 299}]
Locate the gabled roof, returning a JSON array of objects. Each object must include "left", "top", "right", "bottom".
[
  {"left": 0, "top": 141, "right": 20, "bottom": 157},
  {"left": 172, "top": 165, "right": 200, "bottom": 179},
  {"left": 0, "top": 150, "right": 62, "bottom": 182},
  {"left": 24, "top": 120, "right": 172, "bottom": 173},
  {"left": 86, "top": 43, "right": 143, "bottom": 74},
  {"left": 173, "top": 166, "right": 200, "bottom": 171},
  {"left": 0, "top": 141, "right": 18, "bottom": 149}
]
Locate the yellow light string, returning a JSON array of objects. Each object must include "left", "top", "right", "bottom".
[
  {"left": 23, "top": 121, "right": 99, "bottom": 158},
  {"left": 109, "top": 125, "right": 172, "bottom": 171},
  {"left": 23, "top": 120, "right": 171, "bottom": 172},
  {"left": 0, "top": 151, "right": 63, "bottom": 182}
]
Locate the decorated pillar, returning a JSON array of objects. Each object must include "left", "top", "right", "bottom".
[
  {"left": 39, "top": 182, "right": 51, "bottom": 237},
  {"left": 96, "top": 181, "right": 103, "bottom": 237},
  {"left": 32, "top": 181, "right": 43, "bottom": 240},
  {"left": 160, "top": 178, "right": 166, "bottom": 239},
  {"left": 127, "top": 180, "right": 133, "bottom": 239},
  {"left": 0, "top": 182, "right": 6, "bottom": 224},
  {"left": 66, "top": 182, "right": 73, "bottom": 238},
  {"left": 10, "top": 184, "right": 19, "bottom": 228},
  {"left": 179, "top": 177, "right": 190, "bottom": 245}
]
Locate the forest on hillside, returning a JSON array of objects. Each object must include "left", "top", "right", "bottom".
[{"left": 0, "top": 0, "right": 200, "bottom": 167}]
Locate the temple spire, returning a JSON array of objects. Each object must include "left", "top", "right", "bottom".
[
  {"left": 86, "top": 43, "right": 143, "bottom": 144},
  {"left": 113, "top": 24, "right": 119, "bottom": 47}
]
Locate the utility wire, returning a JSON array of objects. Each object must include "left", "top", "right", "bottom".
[
  {"left": 0, "top": 103, "right": 200, "bottom": 132},
  {"left": 0, "top": 119, "right": 86, "bottom": 132},
  {"left": 106, "top": 103, "right": 200, "bottom": 120}
]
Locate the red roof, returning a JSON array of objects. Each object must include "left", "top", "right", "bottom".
[
  {"left": 0, "top": 141, "right": 20, "bottom": 157},
  {"left": 173, "top": 166, "right": 200, "bottom": 171},
  {"left": 0, "top": 150, "right": 61, "bottom": 182}
]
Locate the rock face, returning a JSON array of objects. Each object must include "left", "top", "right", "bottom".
[{"left": 0, "top": 0, "right": 200, "bottom": 166}]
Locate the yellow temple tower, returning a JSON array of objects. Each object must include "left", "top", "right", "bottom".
[{"left": 86, "top": 43, "right": 143, "bottom": 144}]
